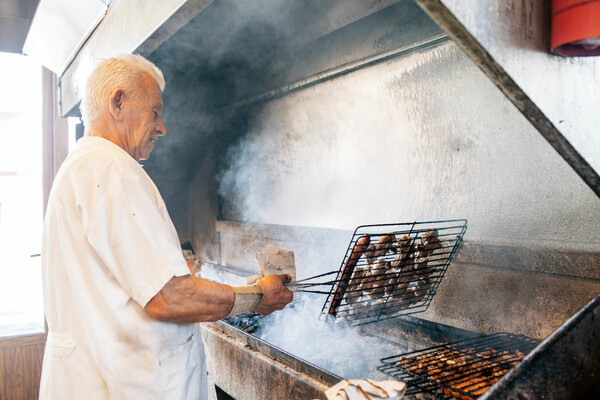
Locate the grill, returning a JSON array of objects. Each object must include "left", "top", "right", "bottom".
[
  {"left": 378, "top": 333, "right": 540, "bottom": 400},
  {"left": 214, "top": 260, "right": 599, "bottom": 400},
  {"left": 295, "top": 220, "right": 467, "bottom": 326},
  {"left": 214, "top": 219, "right": 598, "bottom": 400}
]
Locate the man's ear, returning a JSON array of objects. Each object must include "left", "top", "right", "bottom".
[{"left": 108, "top": 89, "right": 125, "bottom": 121}]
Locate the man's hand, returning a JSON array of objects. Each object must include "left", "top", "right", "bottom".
[{"left": 255, "top": 274, "right": 293, "bottom": 316}]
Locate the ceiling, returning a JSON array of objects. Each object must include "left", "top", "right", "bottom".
[{"left": 0, "top": 0, "right": 39, "bottom": 53}]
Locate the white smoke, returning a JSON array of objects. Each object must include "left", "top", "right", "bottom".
[{"left": 254, "top": 294, "right": 402, "bottom": 379}]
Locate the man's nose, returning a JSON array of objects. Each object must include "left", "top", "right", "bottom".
[{"left": 157, "top": 118, "right": 166, "bottom": 136}]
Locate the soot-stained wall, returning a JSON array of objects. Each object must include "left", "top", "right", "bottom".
[{"left": 217, "top": 41, "right": 600, "bottom": 252}]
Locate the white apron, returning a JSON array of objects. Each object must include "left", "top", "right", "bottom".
[{"left": 40, "top": 136, "right": 208, "bottom": 399}]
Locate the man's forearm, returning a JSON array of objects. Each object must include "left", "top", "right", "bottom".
[
  {"left": 145, "top": 274, "right": 293, "bottom": 323},
  {"left": 145, "top": 275, "right": 235, "bottom": 323}
]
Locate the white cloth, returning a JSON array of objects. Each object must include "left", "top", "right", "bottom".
[
  {"left": 40, "top": 136, "right": 208, "bottom": 399},
  {"left": 246, "top": 245, "right": 296, "bottom": 288},
  {"left": 324, "top": 379, "right": 406, "bottom": 400}
]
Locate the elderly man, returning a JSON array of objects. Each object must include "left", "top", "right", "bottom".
[{"left": 40, "top": 54, "right": 293, "bottom": 399}]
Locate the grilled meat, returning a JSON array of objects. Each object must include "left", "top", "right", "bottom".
[
  {"left": 391, "top": 235, "right": 414, "bottom": 268},
  {"left": 365, "top": 234, "right": 397, "bottom": 264},
  {"left": 395, "top": 346, "right": 527, "bottom": 400},
  {"left": 417, "top": 229, "right": 443, "bottom": 257},
  {"left": 329, "top": 235, "right": 370, "bottom": 315}
]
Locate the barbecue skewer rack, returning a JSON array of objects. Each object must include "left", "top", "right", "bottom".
[
  {"left": 377, "top": 332, "right": 540, "bottom": 400},
  {"left": 296, "top": 219, "right": 467, "bottom": 326}
]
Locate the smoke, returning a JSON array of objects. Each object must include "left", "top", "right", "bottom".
[
  {"left": 215, "top": 99, "right": 421, "bottom": 230},
  {"left": 254, "top": 293, "right": 401, "bottom": 379},
  {"left": 146, "top": 0, "right": 353, "bottom": 224}
]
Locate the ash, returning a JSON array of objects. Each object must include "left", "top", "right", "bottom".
[{"left": 223, "top": 313, "right": 262, "bottom": 334}]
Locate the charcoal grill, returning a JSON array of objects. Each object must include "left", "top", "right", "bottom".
[
  {"left": 378, "top": 333, "right": 540, "bottom": 400},
  {"left": 209, "top": 218, "right": 598, "bottom": 400},
  {"left": 295, "top": 220, "right": 467, "bottom": 326},
  {"left": 212, "top": 292, "right": 599, "bottom": 400}
]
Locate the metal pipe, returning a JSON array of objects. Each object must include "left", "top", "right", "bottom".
[{"left": 219, "top": 33, "right": 450, "bottom": 114}]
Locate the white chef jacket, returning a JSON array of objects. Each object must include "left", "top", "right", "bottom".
[{"left": 40, "top": 136, "right": 208, "bottom": 399}]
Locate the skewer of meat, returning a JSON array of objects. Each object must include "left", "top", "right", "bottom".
[
  {"left": 387, "top": 234, "right": 419, "bottom": 303},
  {"left": 391, "top": 235, "right": 414, "bottom": 268},
  {"left": 365, "top": 258, "right": 391, "bottom": 297},
  {"left": 346, "top": 266, "right": 368, "bottom": 303},
  {"left": 418, "top": 229, "right": 443, "bottom": 257},
  {"left": 365, "top": 234, "right": 397, "bottom": 264},
  {"left": 328, "top": 235, "right": 370, "bottom": 316},
  {"left": 403, "top": 232, "right": 441, "bottom": 303}
]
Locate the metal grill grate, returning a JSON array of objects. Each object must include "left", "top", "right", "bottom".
[
  {"left": 377, "top": 364, "right": 449, "bottom": 399},
  {"left": 312, "top": 219, "right": 467, "bottom": 326},
  {"left": 378, "top": 333, "right": 540, "bottom": 400}
]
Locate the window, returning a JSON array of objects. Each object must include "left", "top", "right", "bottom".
[{"left": 0, "top": 52, "right": 44, "bottom": 337}]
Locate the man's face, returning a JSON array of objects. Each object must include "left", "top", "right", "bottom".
[{"left": 121, "top": 74, "right": 166, "bottom": 161}]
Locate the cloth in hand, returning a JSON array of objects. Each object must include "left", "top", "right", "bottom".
[
  {"left": 246, "top": 245, "right": 296, "bottom": 289},
  {"left": 324, "top": 379, "right": 405, "bottom": 400}
]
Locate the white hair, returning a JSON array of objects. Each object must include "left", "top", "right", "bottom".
[{"left": 80, "top": 54, "right": 165, "bottom": 129}]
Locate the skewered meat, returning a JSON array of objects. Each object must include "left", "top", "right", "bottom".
[
  {"left": 412, "top": 276, "right": 433, "bottom": 303},
  {"left": 346, "top": 266, "right": 368, "bottom": 302},
  {"left": 328, "top": 235, "right": 370, "bottom": 315},
  {"left": 391, "top": 235, "right": 414, "bottom": 268},
  {"left": 365, "top": 234, "right": 397, "bottom": 264},
  {"left": 414, "top": 257, "right": 433, "bottom": 280},
  {"left": 417, "top": 229, "right": 443, "bottom": 257},
  {"left": 340, "top": 231, "right": 444, "bottom": 312},
  {"left": 365, "top": 258, "right": 391, "bottom": 296}
]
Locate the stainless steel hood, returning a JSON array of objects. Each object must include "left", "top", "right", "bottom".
[
  {"left": 0, "top": 0, "right": 39, "bottom": 53},
  {"left": 413, "top": 0, "right": 600, "bottom": 198},
  {"left": 57, "top": 0, "right": 600, "bottom": 198}
]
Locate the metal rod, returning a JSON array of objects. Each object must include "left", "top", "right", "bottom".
[
  {"left": 296, "top": 289, "right": 331, "bottom": 295},
  {"left": 295, "top": 280, "right": 339, "bottom": 288},
  {"left": 294, "top": 270, "right": 339, "bottom": 283},
  {"left": 218, "top": 33, "right": 450, "bottom": 115}
]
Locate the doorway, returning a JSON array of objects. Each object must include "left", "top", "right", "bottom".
[{"left": 0, "top": 52, "right": 44, "bottom": 337}]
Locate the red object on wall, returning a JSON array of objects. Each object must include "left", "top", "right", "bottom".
[{"left": 551, "top": 0, "right": 600, "bottom": 56}]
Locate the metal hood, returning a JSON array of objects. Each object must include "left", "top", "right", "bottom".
[{"left": 57, "top": 0, "right": 599, "bottom": 198}]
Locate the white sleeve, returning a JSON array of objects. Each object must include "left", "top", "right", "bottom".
[{"left": 86, "top": 173, "right": 190, "bottom": 307}]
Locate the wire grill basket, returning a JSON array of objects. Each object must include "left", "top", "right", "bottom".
[{"left": 307, "top": 219, "right": 467, "bottom": 326}]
